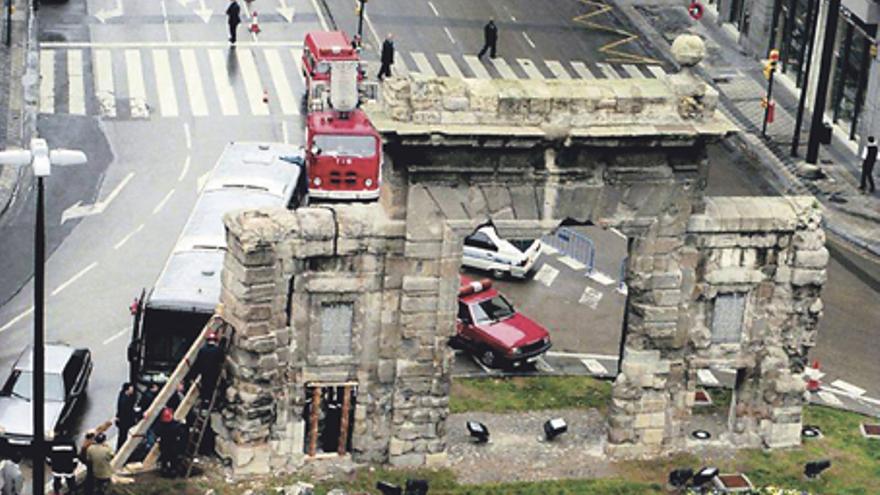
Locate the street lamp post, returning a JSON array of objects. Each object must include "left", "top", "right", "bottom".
[
  {"left": 0, "top": 138, "right": 86, "bottom": 495},
  {"left": 356, "top": 0, "right": 366, "bottom": 42}
]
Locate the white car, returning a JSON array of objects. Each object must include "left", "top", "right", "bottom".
[{"left": 462, "top": 224, "right": 542, "bottom": 279}]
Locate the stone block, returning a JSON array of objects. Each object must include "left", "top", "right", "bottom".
[
  {"left": 633, "top": 412, "right": 665, "bottom": 429},
  {"left": 795, "top": 248, "right": 829, "bottom": 268},
  {"left": 389, "top": 453, "right": 425, "bottom": 467},
  {"left": 650, "top": 271, "right": 682, "bottom": 289},
  {"left": 401, "top": 295, "right": 438, "bottom": 313},
  {"left": 403, "top": 276, "right": 440, "bottom": 293},
  {"left": 641, "top": 428, "right": 664, "bottom": 445},
  {"left": 791, "top": 268, "right": 826, "bottom": 286},
  {"left": 404, "top": 241, "right": 443, "bottom": 259}
]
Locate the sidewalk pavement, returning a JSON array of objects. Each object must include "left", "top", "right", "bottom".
[
  {"left": 0, "top": 0, "right": 37, "bottom": 219},
  {"left": 618, "top": 0, "right": 880, "bottom": 258}
]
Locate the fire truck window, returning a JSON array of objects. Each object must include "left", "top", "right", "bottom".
[
  {"left": 313, "top": 135, "right": 376, "bottom": 158},
  {"left": 315, "top": 61, "right": 331, "bottom": 74},
  {"left": 472, "top": 295, "right": 515, "bottom": 324}
]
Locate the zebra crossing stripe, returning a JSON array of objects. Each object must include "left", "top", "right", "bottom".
[
  {"left": 391, "top": 54, "right": 410, "bottom": 77},
  {"left": 437, "top": 53, "right": 463, "bottom": 79},
  {"left": 67, "top": 49, "right": 86, "bottom": 115},
  {"left": 570, "top": 61, "right": 594, "bottom": 79},
  {"left": 622, "top": 64, "right": 645, "bottom": 79},
  {"left": 152, "top": 49, "right": 179, "bottom": 117},
  {"left": 545, "top": 60, "right": 571, "bottom": 79},
  {"left": 517, "top": 58, "right": 545, "bottom": 79},
  {"left": 463, "top": 55, "right": 491, "bottom": 79},
  {"left": 290, "top": 48, "right": 305, "bottom": 83},
  {"left": 489, "top": 57, "right": 517, "bottom": 79},
  {"left": 596, "top": 63, "right": 619, "bottom": 79},
  {"left": 93, "top": 49, "right": 116, "bottom": 118},
  {"left": 236, "top": 49, "right": 269, "bottom": 116},
  {"left": 125, "top": 50, "right": 149, "bottom": 119},
  {"left": 410, "top": 52, "right": 436, "bottom": 77},
  {"left": 208, "top": 49, "right": 239, "bottom": 116},
  {"left": 265, "top": 49, "right": 298, "bottom": 115},
  {"left": 39, "top": 50, "right": 55, "bottom": 114},
  {"left": 180, "top": 49, "right": 209, "bottom": 117},
  {"left": 646, "top": 65, "right": 667, "bottom": 79}
]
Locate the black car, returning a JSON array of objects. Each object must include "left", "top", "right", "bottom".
[{"left": 0, "top": 344, "right": 92, "bottom": 449}]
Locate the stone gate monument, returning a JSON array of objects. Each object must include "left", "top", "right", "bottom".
[{"left": 214, "top": 36, "right": 827, "bottom": 473}]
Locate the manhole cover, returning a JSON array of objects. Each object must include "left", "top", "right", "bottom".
[
  {"left": 691, "top": 430, "right": 711, "bottom": 440},
  {"left": 802, "top": 425, "right": 822, "bottom": 438}
]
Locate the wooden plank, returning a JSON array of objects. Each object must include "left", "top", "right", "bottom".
[
  {"left": 338, "top": 386, "right": 352, "bottom": 455},
  {"left": 308, "top": 387, "right": 321, "bottom": 457}
]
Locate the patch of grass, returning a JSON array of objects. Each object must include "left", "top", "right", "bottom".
[
  {"left": 692, "top": 387, "right": 732, "bottom": 416},
  {"left": 450, "top": 376, "right": 612, "bottom": 414}
]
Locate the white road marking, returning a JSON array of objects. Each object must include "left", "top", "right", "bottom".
[
  {"left": 817, "top": 390, "right": 843, "bottom": 407},
  {"left": 180, "top": 49, "right": 208, "bottom": 116},
  {"left": 125, "top": 50, "right": 149, "bottom": 118},
  {"left": 427, "top": 1, "right": 439, "bottom": 16},
  {"left": 208, "top": 49, "right": 239, "bottom": 116},
  {"left": 489, "top": 57, "right": 517, "bottom": 79},
  {"left": 444, "top": 27, "right": 456, "bottom": 45},
  {"left": 61, "top": 171, "right": 136, "bottom": 223},
  {"left": 545, "top": 60, "right": 571, "bottom": 79},
  {"left": 570, "top": 61, "right": 595, "bottom": 79},
  {"left": 183, "top": 123, "right": 191, "bottom": 149},
  {"left": 114, "top": 223, "right": 145, "bottom": 250},
  {"left": 362, "top": 3, "right": 382, "bottom": 50},
  {"left": 588, "top": 271, "right": 615, "bottom": 286},
  {"left": 93, "top": 49, "right": 116, "bottom": 118},
  {"left": 539, "top": 242, "right": 558, "bottom": 255},
  {"left": 410, "top": 52, "right": 436, "bottom": 76},
  {"left": 161, "top": 0, "right": 172, "bottom": 41},
  {"left": 578, "top": 285, "right": 603, "bottom": 309},
  {"left": 546, "top": 351, "right": 618, "bottom": 360},
  {"left": 67, "top": 49, "right": 86, "bottom": 115},
  {"left": 647, "top": 65, "right": 667, "bottom": 79},
  {"left": 533, "top": 264, "right": 559, "bottom": 287},
  {"left": 0, "top": 307, "right": 34, "bottom": 333},
  {"left": 596, "top": 63, "right": 620, "bottom": 79},
  {"left": 308, "top": 0, "right": 329, "bottom": 30},
  {"left": 178, "top": 155, "right": 191, "bottom": 182},
  {"left": 830, "top": 379, "right": 866, "bottom": 397},
  {"left": 437, "top": 54, "right": 463, "bottom": 78},
  {"left": 391, "top": 54, "right": 410, "bottom": 78},
  {"left": 39, "top": 50, "right": 55, "bottom": 114},
  {"left": 517, "top": 58, "right": 545, "bottom": 79},
  {"left": 51, "top": 262, "right": 98, "bottom": 297},
  {"left": 557, "top": 255, "right": 586, "bottom": 271},
  {"left": 535, "top": 357, "right": 554, "bottom": 372},
  {"left": 236, "top": 49, "right": 270, "bottom": 116},
  {"left": 463, "top": 55, "right": 490, "bottom": 79},
  {"left": 41, "top": 41, "right": 304, "bottom": 49},
  {"left": 521, "top": 32, "right": 536, "bottom": 49},
  {"left": 103, "top": 326, "right": 129, "bottom": 346},
  {"left": 197, "top": 171, "right": 210, "bottom": 191},
  {"left": 281, "top": 120, "right": 289, "bottom": 144},
  {"left": 622, "top": 64, "right": 645, "bottom": 79},
  {"left": 265, "top": 49, "right": 298, "bottom": 115},
  {"left": 581, "top": 358, "right": 608, "bottom": 375},
  {"left": 697, "top": 369, "right": 720, "bottom": 387},
  {"left": 153, "top": 189, "right": 176, "bottom": 214},
  {"left": 152, "top": 49, "right": 179, "bottom": 117}
]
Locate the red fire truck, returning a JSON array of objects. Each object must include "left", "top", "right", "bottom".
[{"left": 302, "top": 31, "right": 380, "bottom": 201}]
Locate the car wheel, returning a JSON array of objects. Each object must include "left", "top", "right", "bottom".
[
  {"left": 479, "top": 349, "right": 497, "bottom": 368},
  {"left": 491, "top": 268, "right": 507, "bottom": 280}
]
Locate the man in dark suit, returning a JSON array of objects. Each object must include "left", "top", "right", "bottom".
[
  {"left": 860, "top": 135, "right": 877, "bottom": 193},
  {"left": 478, "top": 19, "right": 498, "bottom": 59},
  {"left": 226, "top": 0, "right": 242, "bottom": 45},
  {"left": 377, "top": 33, "right": 395, "bottom": 81}
]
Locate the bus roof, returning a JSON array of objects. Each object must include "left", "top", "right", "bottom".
[{"left": 148, "top": 250, "right": 225, "bottom": 313}]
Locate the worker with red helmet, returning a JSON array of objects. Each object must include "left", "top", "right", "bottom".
[
  {"left": 156, "top": 407, "right": 187, "bottom": 478},
  {"left": 190, "top": 332, "right": 224, "bottom": 404}
]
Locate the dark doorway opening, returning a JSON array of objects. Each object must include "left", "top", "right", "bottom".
[{"left": 303, "top": 384, "right": 357, "bottom": 457}]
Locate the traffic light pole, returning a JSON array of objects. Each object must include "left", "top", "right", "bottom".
[{"left": 762, "top": 65, "right": 776, "bottom": 138}]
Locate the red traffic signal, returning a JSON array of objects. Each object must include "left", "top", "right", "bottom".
[
  {"left": 688, "top": 2, "right": 704, "bottom": 20},
  {"left": 769, "top": 49, "right": 780, "bottom": 62}
]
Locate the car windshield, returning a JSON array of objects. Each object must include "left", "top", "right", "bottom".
[
  {"left": 10, "top": 371, "right": 66, "bottom": 402},
  {"left": 314, "top": 135, "right": 376, "bottom": 158},
  {"left": 471, "top": 295, "right": 516, "bottom": 324}
]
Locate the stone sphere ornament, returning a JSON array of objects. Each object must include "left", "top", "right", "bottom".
[{"left": 672, "top": 34, "right": 706, "bottom": 67}]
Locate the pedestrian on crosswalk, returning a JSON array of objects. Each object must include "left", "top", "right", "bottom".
[
  {"left": 860, "top": 135, "right": 877, "bottom": 193},
  {"left": 377, "top": 33, "right": 395, "bottom": 81},
  {"left": 226, "top": 0, "right": 242, "bottom": 45},
  {"left": 478, "top": 18, "right": 498, "bottom": 59}
]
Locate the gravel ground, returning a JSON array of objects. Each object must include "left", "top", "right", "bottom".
[{"left": 446, "top": 408, "right": 613, "bottom": 484}]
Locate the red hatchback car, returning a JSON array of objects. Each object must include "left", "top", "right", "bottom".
[{"left": 452, "top": 276, "right": 551, "bottom": 368}]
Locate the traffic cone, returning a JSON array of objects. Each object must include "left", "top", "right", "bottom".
[
  {"left": 262, "top": 89, "right": 269, "bottom": 104},
  {"left": 806, "top": 360, "right": 821, "bottom": 392},
  {"left": 250, "top": 11, "right": 261, "bottom": 34}
]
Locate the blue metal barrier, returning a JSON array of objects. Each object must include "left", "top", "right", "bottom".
[{"left": 544, "top": 227, "right": 595, "bottom": 275}]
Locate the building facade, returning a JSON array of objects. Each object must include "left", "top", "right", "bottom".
[{"left": 716, "top": 0, "right": 880, "bottom": 148}]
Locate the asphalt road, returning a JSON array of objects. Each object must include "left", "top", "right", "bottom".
[{"left": 0, "top": 0, "right": 323, "bottom": 486}]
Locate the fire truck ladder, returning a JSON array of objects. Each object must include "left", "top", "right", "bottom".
[{"left": 182, "top": 338, "right": 231, "bottom": 478}]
